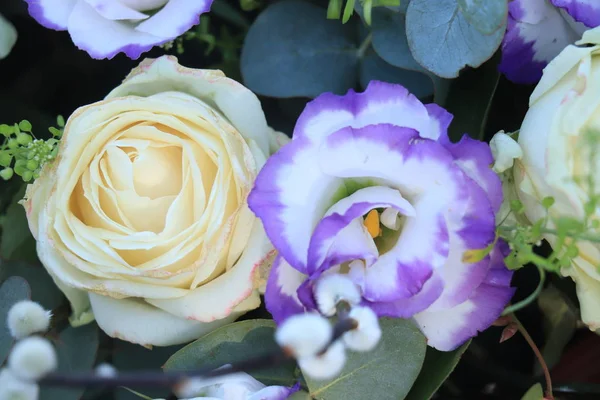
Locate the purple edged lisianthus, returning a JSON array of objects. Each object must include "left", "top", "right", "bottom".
[
  {"left": 24, "top": 0, "right": 212, "bottom": 59},
  {"left": 500, "top": 0, "right": 600, "bottom": 84},
  {"left": 248, "top": 82, "right": 515, "bottom": 352}
]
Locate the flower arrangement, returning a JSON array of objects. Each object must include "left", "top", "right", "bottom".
[{"left": 1, "top": 1, "right": 600, "bottom": 399}]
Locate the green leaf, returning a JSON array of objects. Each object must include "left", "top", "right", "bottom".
[
  {"left": 289, "top": 390, "right": 313, "bottom": 400},
  {"left": 164, "top": 319, "right": 297, "bottom": 386},
  {"left": 114, "top": 341, "right": 185, "bottom": 400},
  {"left": 405, "top": 340, "right": 470, "bottom": 400},
  {"left": 305, "top": 318, "right": 426, "bottom": 400},
  {"left": 0, "top": 261, "right": 64, "bottom": 311},
  {"left": 0, "top": 184, "right": 37, "bottom": 263},
  {"left": 241, "top": 0, "right": 359, "bottom": 98},
  {"left": 457, "top": 0, "right": 507, "bottom": 35},
  {"left": 0, "top": 276, "right": 31, "bottom": 363},
  {"left": 521, "top": 383, "right": 544, "bottom": 400},
  {"left": 40, "top": 324, "right": 99, "bottom": 400},
  {"left": 443, "top": 52, "right": 501, "bottom": 141},
  {"left": 370, "top": 8, "right": 449, "bottom": 103},
  {"left": 406, "top": 0, "right": 505, "bottom": 78}
]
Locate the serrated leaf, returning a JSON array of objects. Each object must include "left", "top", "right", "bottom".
[
  {"left": 0, "top": 261, "right": 64, "bottom": 311},
  {"left": 40, "top": 324, "right": 99, "bottom": 400},
  {"left": 405, "top": 340, "right": 470, "bottom": 400},
  {"left": 0, "top": 276, "right": 31, "bottom": 363},
  {"left": 457, "top": 0, "right": 507, "bottom": 35},
  {"left": 241, "top": 0, "right": 359, "bottom": 98},
  {"left": 521, "top": 383, "right": 544, "bottom": 400},
  {"left": 164, "top": 319, "right": 297, "bottom": 387},
  {"left": 306, "top": 318, "right": 426, "bottom": 400},
  {"left": 406, "top": 0, "right": 505, "bottom": 79}
]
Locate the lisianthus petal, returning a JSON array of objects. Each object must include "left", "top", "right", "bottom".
[
  {"left": 145, "top": 220, "right": 270, "bottom": 321},
  {"left": 83, "top": 0, "right": 149, "bottom": 20},
  {"left": 294, "top": 81, "right": 441, "bottom": 144},
  {"left": 307, "top": 186, "right": 414, "bottom": 274},
  {"left": 551, "top": 0, "right": 600, "bottom": 27},
  {"left": 249, "top": 139, "right": 339, "bottom": 272},
  {"left": 414, "top": 243, "right": 514, "bottom": 351},
  {"left": 499, "top": 0, "right": 584, "bottom": 84},
  {"left": 136, "top": 0, "right": 212, "bottom": 39},
  {"left": 424, "top": 103, "right": 453, "bottom": 144},
  {"left": 443, "top": 134, "right": 502, "bottom": 213},
  {"left": 67, "top": 1, "right": 163, "bottom": 59},
  {"left": 119, "top": 0, "right": 169, "bottom": 11},
  {"left": 248, "top": 385, "right": 297, "bottom": 400},
  {"left": 24, "top": 0, "right": 76, "bottom": 30},
  {"left": 264, "top": 256, "right": 307, "bottom": 323},
  {"left": 89, "top": 293, "right": 237, "bottom": 346}
]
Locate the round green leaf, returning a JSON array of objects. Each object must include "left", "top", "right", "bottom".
[
  {"left": 0, "top": 261, "right": 64, "bottom": 311},
  {"left": 241, "top": 0, "right": 359, "bottom": 98},
  {"left": 40, "top": 324, "right": 99, "bottom": 400},
  {"left": 164, "top": 319, "right": 297, "bottom": 387},
  {"left": 372, "top": 9, "right": 421, "bottom": 71},
  {"left": 0, "top": 276, "right": 31, "bottom": 363},
  {"left": 406, "top": 0, "right": 505, "bottom": 79},
  {"left": 405, "top": 340, "right": 470, "bottom": 400},
  {"left": 0, "top": 185, "right": 38, "bottom": 263},
  {"left": 306, "top": 318, "right": 426, "bottom": 400},
  {"left": 457, "top": 0, "right": 507, "bottom": 35}
]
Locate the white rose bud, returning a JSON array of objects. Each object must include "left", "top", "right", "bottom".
[
  {"left": 490, "top": 131, "right": 522, "bottom": 174},
  {"left": 8, "top": 336, "right": 57, "bottom": 381},
  {"left": 7, "top": 300, "right": 52, "bottom": 339},
  {"left": 511, "top": 26, "right": 600, "bottom": 331}
]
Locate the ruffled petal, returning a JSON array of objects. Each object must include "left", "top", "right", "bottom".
[
  {"left": 67, "top": 0, "right": 164, "bottom": 59},
  {"left": 136, "top": 0, "right": 212, "bottom": 40},
  {"left": 307, "top": 186, "right": 414, "bottom": 275},
  {"left": 413, "top": 241, "right": 514, "bottom": 351},
  {"left": 551, "top": 0, "right": 600, "bottom": 28},
  {"left": 264, "top": 256, "right": 307, "bottom": 323},
  {"left": 83, "top": 0, "right": 149, "bottom": 20},
  {"left": 24, "top": 0, "right": 76, "bottom": 30},
  {"left": 89, "top": 293, "right": 237, "bottom": 346},
  {"left": 499, "top": 0, "right": 585, "bottom": 84}
]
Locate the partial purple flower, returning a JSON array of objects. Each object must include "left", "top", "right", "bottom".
[
  {"left": 499, "top": 0, "right": 600, "bottom": 84},
  {"left": 248, "top": 81, "right": 515, "bottom": 352},
  {"left": 24, "top": 0, "right": 212, "bottom": 60}
]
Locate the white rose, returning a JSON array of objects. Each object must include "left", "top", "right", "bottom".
[
  {"left": 513, "top": 27, "right": 600, "bottom": 330},
  {"left": 23, "top": 56, "right": 287, "bottom": 346}
]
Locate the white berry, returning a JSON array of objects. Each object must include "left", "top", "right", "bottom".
[
  {"left": 8, "top": 336, "right": 57, "bottom": 381},
  {"left": 7, "top": 301, "right": 52, "bottom": 339},
  {"left": 275, "top": 313, "right": 332, "bottom": 358},
  {"left": 0, "top": 368, "right": 39, "bottom": 400},
  {"left": 298, "top": 341, "right": 346, "bottom": 380},
  {"left": 314, "top": 274, "right": 361, "bottom": 317},
  {"left": 343, "top": 307, "right": 382, "bottom": 352}
]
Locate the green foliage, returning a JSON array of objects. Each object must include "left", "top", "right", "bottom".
[
  {"left": 327, "top": 0, "right": 402, "bottom": 24},
  {"left": 456, "top": 0, "right": 507, "bottom": 35},
  {"left": 305, "top": 318, "right": 426, "bottom": 400},
  {"left": 0, "top": 116, "right": 64, "bottom": 182},
  {"left": 0, "top": 276, "right": 31, "bottom": 364},
  {"left": 521, "top": 383, "right": 544, "bottom": 400},
  {"left": 0, "top": 184, "right": 37, "bottom": 263},
  {"left": 405, "top": 340, "right": 471, "bottom": 400},
  {"left": 405, "top": 0, "right": 505, "bottom": 79},
  {"left": 164, "top": 319, "right": 298, "bottom": 386},
  {"left": 40, "top": 324, "right": 99, "bottom": 400},
  {"left": 0, "top": 261, "right": 64, "bottom": 311}
]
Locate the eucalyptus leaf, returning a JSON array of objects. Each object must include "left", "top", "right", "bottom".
[
  {"left": 0, "top": 276, "right": 30, "bottom": 364},
  {"left": 241, "top": 0, "right": 359, "bottom": 98},
  {"left": 521, "top": 383, "right": 544, "bottom": 400},
  {"left": 305, "top": 318, "right": 426, "bottom": 400},
  {"left": 405, "top": 340, "right": 470, "bottom": 400},
  {"left": 443, "top": 52, "right": 501, "bottom": 141},
  {"left": 0, "top": 261, "right": 64, "bottom": 311},
  {"left": 457, "top": 0, "right": 507, "bottom": 35},
  {"left": 0, "top": 184, "right": 37, "bottom": 263},
  {"left": 405, "top": 0, "right": 505, "bottom": 78},
  {"left": 164, "top": 319, "right": 297, "bottom": 387},
  {"left": 288, "top": 391, "right": 313, "bottom": 400},
  {"left": 40, "top": 323, "right": 99, "bottom": 400}
]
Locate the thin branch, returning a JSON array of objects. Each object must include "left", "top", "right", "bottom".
[{"left": 502, "top": 265, "right": 545, "bottom": 316}]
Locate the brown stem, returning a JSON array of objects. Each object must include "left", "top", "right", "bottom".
[{"left": 512, "top": 314, "right": 554, "bottom": 400}]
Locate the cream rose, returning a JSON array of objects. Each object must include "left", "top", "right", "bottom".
[
  {"left": 22, "top": 56, "right": 287, "bottom": 346},
  {"left": 511, "top": 27, "right": 600, "bottom": 330}
]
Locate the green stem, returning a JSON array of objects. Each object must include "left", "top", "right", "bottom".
[
  {"left": 501, "top": 265, "right": 545, "bottom": 316},
  {"left": 357, "top": 33, "right": 372, "bottom": 58},
  {"left": 499, "top": 225, "right": 600, "bottom": 244}
]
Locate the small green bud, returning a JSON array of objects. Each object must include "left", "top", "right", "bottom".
[
  {"left": 21, "top": 170, "right": 33, "bottom": 182},
  {"left": 14, "top": 159, "right": 27, "bottom": 176},
  {"left": 26, "top": 159, "right": 39, "bottom": 171},
  {"left": 0, "top": 124, "right": 12, "bottom": 136},
  {"left": 57, "top": 115, "right": 65, "bottom": 128},
  {"left": 541, "top": 196, "right": 555, "bottom": 209},
  {"left": 7, "top": 138, "right": 18, "bottom": 149},
  {"left": 0, "top": 151, "right": 12, "bottom": 167},
  {"left": 18, "top": 120, "right": 32, "bottom": 132},
  {"left": 48, "top": 127, "right": 62, "bottom": 137},
  {"left": 16, "top": 133, "right": 32, "bottom": 146},
  {"left": 0, "top": 167, "right": 13, "bottom": 180}
]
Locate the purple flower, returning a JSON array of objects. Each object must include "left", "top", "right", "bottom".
[
  {"left": 248, "top": 82, "right": 515, "bottom": 351},
  {"left": 24, "top": 0, "right": 212, "bottom": 60},
  {"left": 499, "top": 0, "right": 600, "bottom": 84}
]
